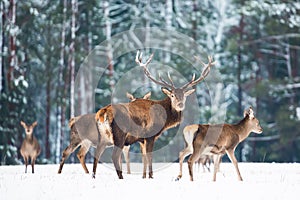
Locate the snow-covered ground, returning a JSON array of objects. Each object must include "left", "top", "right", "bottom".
[{"left": 1, "top": 162, "right": 299, "bottom": 200}]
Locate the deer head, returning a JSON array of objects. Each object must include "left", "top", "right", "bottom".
[
  {"left": 243, "top": 107, "right": 263, "bottom": 134},
  {"left": 20, "top": 121, "right": 38, "bottom": 135},
  {"left": 135, "top": 51, "right": 215, "bottom": 111}
]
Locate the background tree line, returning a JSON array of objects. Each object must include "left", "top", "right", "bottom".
[{"left": 0, "top": 0, "right": 299, "bottom": 165}]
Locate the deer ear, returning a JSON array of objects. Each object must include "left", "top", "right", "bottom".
[
  {"left": 184, "top": 89, "right": 195, "bottom": 97},
  {"left": 20, "top": 121, "right": 26, "bottom": 127},
  {"left": 143, "top": 92, "right": 151, "bottom": 100},
  {"left": 248, "top": 107, "right": 254, "bottom": 119},
  {"left": 243, "top": 110, "right": 248, "bottom": 118},
  {"left": 126, "top": 92, "right": 135, "bottom": 101},
  {"left": 161, "top": 87, "right": 172, "bottom": 97},
  {"left": 244, "top": 107, "right": 255, "bottom": 119},
  {"left": 32, "top": 121, "right": 38, "bottom": 127}
]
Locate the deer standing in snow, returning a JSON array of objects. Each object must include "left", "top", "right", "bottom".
[
  {"left": 20, "top": 121, "right": 41, "bottom": 173},
  {"left": 177, "top": 125, "right": 215, "bottom": 180},
  {"left": 176, "top": 107, "right": 263, "bottom": 181},
  {"left": 93, "top": 51, "right": 215, "bottom": 179},
  {"left": 57, "top": 92, "right": 151, "bottom": 174},
  {"left": 196, "top": 155, "right": 213, "bottom": 173}
]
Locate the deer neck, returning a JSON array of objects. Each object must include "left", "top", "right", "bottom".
[
  {"left": 161, "top": 97, "right": 180, "bottom": 112},
  {"left": 161, "top": 97, "right": 183, "bottom": 126},
  {"left": 235, "top": 117, "right": 252, "bottom": 142},
  {"left": 25, "top": 134, "right": 34, "bottom": 142}
]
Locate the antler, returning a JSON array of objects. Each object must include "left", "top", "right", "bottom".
[
  {"left": 136, "top": 51, "right": 175, "bottom": 89},
  {"left": 181, "top": 55, "right": 215, "bottom": 89}
]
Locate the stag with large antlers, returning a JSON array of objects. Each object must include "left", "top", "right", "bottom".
[{"left": 93, "top": 51, "right": 215, "bottom": 179}]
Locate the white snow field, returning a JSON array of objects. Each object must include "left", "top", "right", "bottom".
[{"left": 1, "top": 162, "right": 299, "bottom": 200}]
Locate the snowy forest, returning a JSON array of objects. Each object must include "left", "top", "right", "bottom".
[{"left": 0, "top": 0, "right": 299, "bottom": 166}]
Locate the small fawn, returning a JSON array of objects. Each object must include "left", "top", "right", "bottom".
[{"left": 20, "top": 121, "right": 41, "bottom": 173}]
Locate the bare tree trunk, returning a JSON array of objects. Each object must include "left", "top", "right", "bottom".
[
  {"left": 164, "top": 0, "right": 172, "bottom": 63},
  {"left": 291, "top": 48, "right": 298, "bottom": 106},
  {"left": 104, "top": 1, "right": 114, "bottom": 90},
  {"left": 237, "top": 13, "right": 245, "bottom": 117},
  {"left": 7, "top": 0, "right": 16, "bottom": 89},
  {"left": 69, "top": 0, "right": 77, "bottom": 118},
  {"left": 76, "top": 9, "right": 94, "bottom": 116},
  {"left": 46, "top": 75, "right": 51, "bottom": 159},
  {"left": 191, "top": 0, "right": 197, "bottom": 40},
  {"left": 237, "top": 14, "right": 244, "bottom": 161},
  {"left": 56, "top": 0, "right": 67, "bottom": 164},
  {"left": 252, "top": 18, "right": 262, "bottom": 161},
  {"left": 284, "top": 42, "right": 295, "bottom": 106},
  {"left": 86, "top": 11, "right": 93, "bottom": 114},
  {"left": 0, "top": 1, "right": 3, "bottom": 92}
]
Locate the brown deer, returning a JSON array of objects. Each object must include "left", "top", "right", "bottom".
[
  {"left": 93, "top": 51, "right": 215, "bottom": 179},
  {"left": 196, "top": 155, "right": 213, "bottom": 173},
  {"left": 176, "top": 107, "right": 263, "bottom": 181},
  {"left": 20, "top": 121, "right": 41, "bottom": 173},
  {"left": 57, "top": 92, "right": 151, "bottom": 174},
  {"left": 177, "top": 124, "right": 215, "bottom": 180}
]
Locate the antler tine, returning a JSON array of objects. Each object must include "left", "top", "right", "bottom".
[
  {"left": 194, "top": 55, "right": 216, "bottom": 68},
  {"left": 136, "top": 51, "right": 172, "bottom": 89},
  {"left": 158, "top": 74, "right": 174, "bottom": 89},
  {"left": 181, "top": 73, "right": 195, "bottom": 89},
  {"left": 139, "top": 51, "right": 143, "bottom": 63},
  {"left": 181, "top": 55, "right": 215, "bottom": 89},
  {"left": 135, "top": 50, "right": 140, "bottom": 63},
  {"left": 167, "top": 72, "right": 175, "bottom": 88},
  {"left": 139, "top": 51, "right": 143, "bottom": 59},
  {"left": 135, "top": 51, "right": 154, "bottom": 67}
]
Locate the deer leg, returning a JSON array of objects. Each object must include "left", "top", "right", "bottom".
[
  {"left": 177, "top": 144, "right": 193, "bottom": 180},
  {"left": 58, "top": 143, "right": 78, "bottom": 174},
  {"left": 112, "top": 146, "right": 124, "bottom": 179},
  {"left": 77, "top": 144, "right": 90, "bottom": 174},
  {"left": 226, "top": 149, "right": 243, "bottom": 181},
  {"left": 202, "top": 157, "right": 210, "bottom": 173},
  {"left": 207, "top": 157, "right": 212, "bottom": 172},
  {"left": 31, "top": 157, "right": 36, "bottom": 173},
  {"left": 212, "top": 155, "right": 222, "bottom": 181},
  {"left": 187, "top": 150, "right": 202, "bottom": 181},
  {"left": 140, "top": 141, "right": 147, "bottom": 179},
  {"left": 122, "top": 145, "right": 130, "bottom": 174},
  {"left": 145, "top": 139, "right": 154, "bottom": 179},
  {"left": 146, "top": 152, "right": 153, "bottom": 179},
  {"left": 208, "top": 156, "right": 212, "bottom": 172},
  {"left": 119, "top": 151, "right": 123, "bottom": 172},
  {"left": 92, "top": 141, "right": 107, "bottom": 179},
  {"left": 24, "top": 156, "right": 28, "bottom": 173},
  {"left": 202, "top": 159, "right": 206, "bottom": 173}
]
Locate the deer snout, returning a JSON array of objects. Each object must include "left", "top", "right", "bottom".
[
  {"left": 256, "top": 127, "right": 263, "bottom": 134},
  {"left": 25, "top": 129, "right": 32, "bottom": 135},
  {"left": 176, "top": 102, "right": 184, "bottom": 110}
]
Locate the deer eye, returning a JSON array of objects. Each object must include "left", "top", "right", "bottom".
[{"left": 171, "top": 94, "right": 175, "bottom": 98}]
